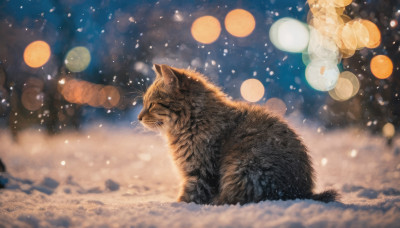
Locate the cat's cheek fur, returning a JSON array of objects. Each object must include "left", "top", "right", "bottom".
[
  {"left": 141, "top": 113, "right": 171, "bottom": 132},
  {"left": 140, "top": 119, "right": 158, "bottom": 131}
]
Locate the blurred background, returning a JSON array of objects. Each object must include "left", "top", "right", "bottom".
[{"left": 0, "top": 0, "right": 398, "bottom": 139}]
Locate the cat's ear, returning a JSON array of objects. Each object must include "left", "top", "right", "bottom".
[
  {"left": 153, "top": 64, "right": 162, "bottom": 77},
  {"left": 160, "top": 64, "right": 180, "bottom": 90}
]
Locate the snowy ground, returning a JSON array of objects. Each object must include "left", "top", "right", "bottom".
[{"left": 0, "top": 117, "right": 399, "bottom": 227}]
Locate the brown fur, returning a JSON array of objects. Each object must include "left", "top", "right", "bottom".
[{"left": 138, "top": 64, "right": 338, "bottom": 205}]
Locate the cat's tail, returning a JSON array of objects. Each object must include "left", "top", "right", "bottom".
[{"left": 311, "top": 189, "right": 339, "bottom": 203}]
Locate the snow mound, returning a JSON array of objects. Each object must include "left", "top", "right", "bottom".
[{"left": 0, "top": 122, "right": 399, "bottom": 227}]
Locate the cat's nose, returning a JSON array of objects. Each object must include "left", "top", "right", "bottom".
[{"left": 138, "top": 111, "right": 144, "bottom": 121}]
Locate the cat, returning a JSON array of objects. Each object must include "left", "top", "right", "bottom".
[{"left": 138, "top": 64, "right": 338, "bottom": 205}]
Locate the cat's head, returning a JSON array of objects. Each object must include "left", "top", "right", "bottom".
[{"left": 138, "top": 64, "right": 195, "bottom": 132}]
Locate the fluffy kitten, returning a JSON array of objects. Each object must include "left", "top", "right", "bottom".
[{"left": 138, "top": 64, "right": 338, "bottom": 205}]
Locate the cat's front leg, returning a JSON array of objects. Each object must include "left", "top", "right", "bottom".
[{"left": 178, "top": 176, "right": 215, "bottom": 204}]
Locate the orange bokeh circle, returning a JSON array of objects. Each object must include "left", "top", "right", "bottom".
[
  {"left": 370, "top": 55, "right": 393, "bottom": 79},
  {"left": 23, "top": 40, "right": 51, "bottom": 68},
  {"left": 191, "top": 16, "right": 221, "bottom": 44},
  {"left": 360, "top": 20, "right": 381, "bottom": 49},
  {"left": 225, "top": 9, "right": 256, "bottom": 38}
]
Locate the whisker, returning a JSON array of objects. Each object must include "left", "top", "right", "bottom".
[
  {"left": 124, "top": 89, "right": 144, "bottom": 99},
  {"left": 130, "top": 120, "right": 140, "bottom": 128}
]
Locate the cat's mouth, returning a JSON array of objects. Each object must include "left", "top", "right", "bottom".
[{"left": 142, "top": 120, "right": 164, "bottom": 131}]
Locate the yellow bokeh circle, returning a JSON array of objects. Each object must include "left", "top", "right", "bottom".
[{"left": 65, "top": 46, "right": 91, "bottom": 73}]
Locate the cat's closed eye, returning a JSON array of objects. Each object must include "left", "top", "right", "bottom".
[
  {"left": 148, "top": 102, "right": 170, "bottom": 110},
  {"left": 157, "top": 103, "right": 170, "bottom": 109}
]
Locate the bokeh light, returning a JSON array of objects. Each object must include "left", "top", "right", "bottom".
[
  {"left": 370, "top": 55, "right": 393, "bottom": 79},
  {"left": 390, "top": 19, "right": 398, "bottom": 28},
  {"left": 350, "top": 20, "right": 370, "bottom": 50},
  {"left": 335, "top": 22, "right": 357, "bottom": 58},
  {"left": 23, "top": 40, "right": 51, "bottom": 68},
  {"left": 59, "top": 78, "right": 121, "bottom": 108},
  {"left": 307, "top": 1, "right": 348, "bottom": 59},
  {"left": 333, "top": 0, "right": 352, "bottom": 7},
  {"left": 265, "top": 98, "right": 287, "bottom": 116},
  {"left": 360, "top": 19, "right": 381, "bottom": 48},
  {"left": 79, "top": 81, "right": 94, "bottom": 104},
  {"left": 321, "top": 157, "right": 328, "bottom": 166},
  {"left": 65, "top": 46, "right": 91, "bottom": 73},
  {"left": 350, "top": 149, "right": 358, "bottom": 158},
  {"left": 60, "top": 79, "right": 80, "bottom": 104},
  {"left": 382, "top": 123, "right": 395, "bottom": 138},
  {"left": 224, "top": 9, "right": 256, "bottom": 38},
  {"left": 102, "top": 86, "right": 121, "bottom": 109},
  {"left": 308, "top": 7, "right": 344, "bottom": 39},
  {"left": 308, "top": 0, "right": 330, "bottom": 15},
  {"left": 308, "top": 0, "right": 352, "bottom": 12},
  {"left": 302, "top": 52, "right": 311, "bottom": 66},
  {"left": 308, "top": 27, "right": 340, "bottom": 62},
  {"left": 21, "top": 78, "right": 45, "bottom": 111},
  {"left": 329, "top": 77, "right": 353, "bottom": 101},
  {"left": 305, "top": 60, "right": 339, "bottom": 91},
  {"left": 240, "top": 78, "right": 264, "bottom": 102},
  {"left": 270, "top": 18, "right": 310, "bottom": 53},
  {"left": 191, "top": 16, "right": 221, "bottom": 44},
  {"left": 334, "top": 19, "right": 380, "bottom": 57},
  {"left": 329, "top": 71, "right": 359, "bottom": 101},
  {"left": 88, "top": 85, "right": 106, "bottom": 107},
  {"left": 305, "top": 1, "right": 381, "bottom": 62},
  {"left": 22, "top": 88, "right": 44, "bottom": 111}
]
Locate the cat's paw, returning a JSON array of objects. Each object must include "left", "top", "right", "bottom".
[
  {"left": 178, "top": 192, "right": 210, "bottom": 204},
  {"left": 210, "top": 197, "right": 223, "bottom": 205},
  {"left": 177, "top": 194, "right": 190, "bottom": 203}
]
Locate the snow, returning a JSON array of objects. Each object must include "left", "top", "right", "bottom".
[{"left": 1, "top": 118, "right": 400, "bottom": 227}]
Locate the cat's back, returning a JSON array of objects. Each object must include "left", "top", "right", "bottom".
[
  {"left": 224, "top": 102, "right": 305, "bottom": 153},
  {"left": 218, "top": 102, "right": 314, "bottom": 202}
]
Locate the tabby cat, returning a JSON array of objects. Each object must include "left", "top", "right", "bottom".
[{"left": 138, "top": 64, "right": 338, "bottom": 205}]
